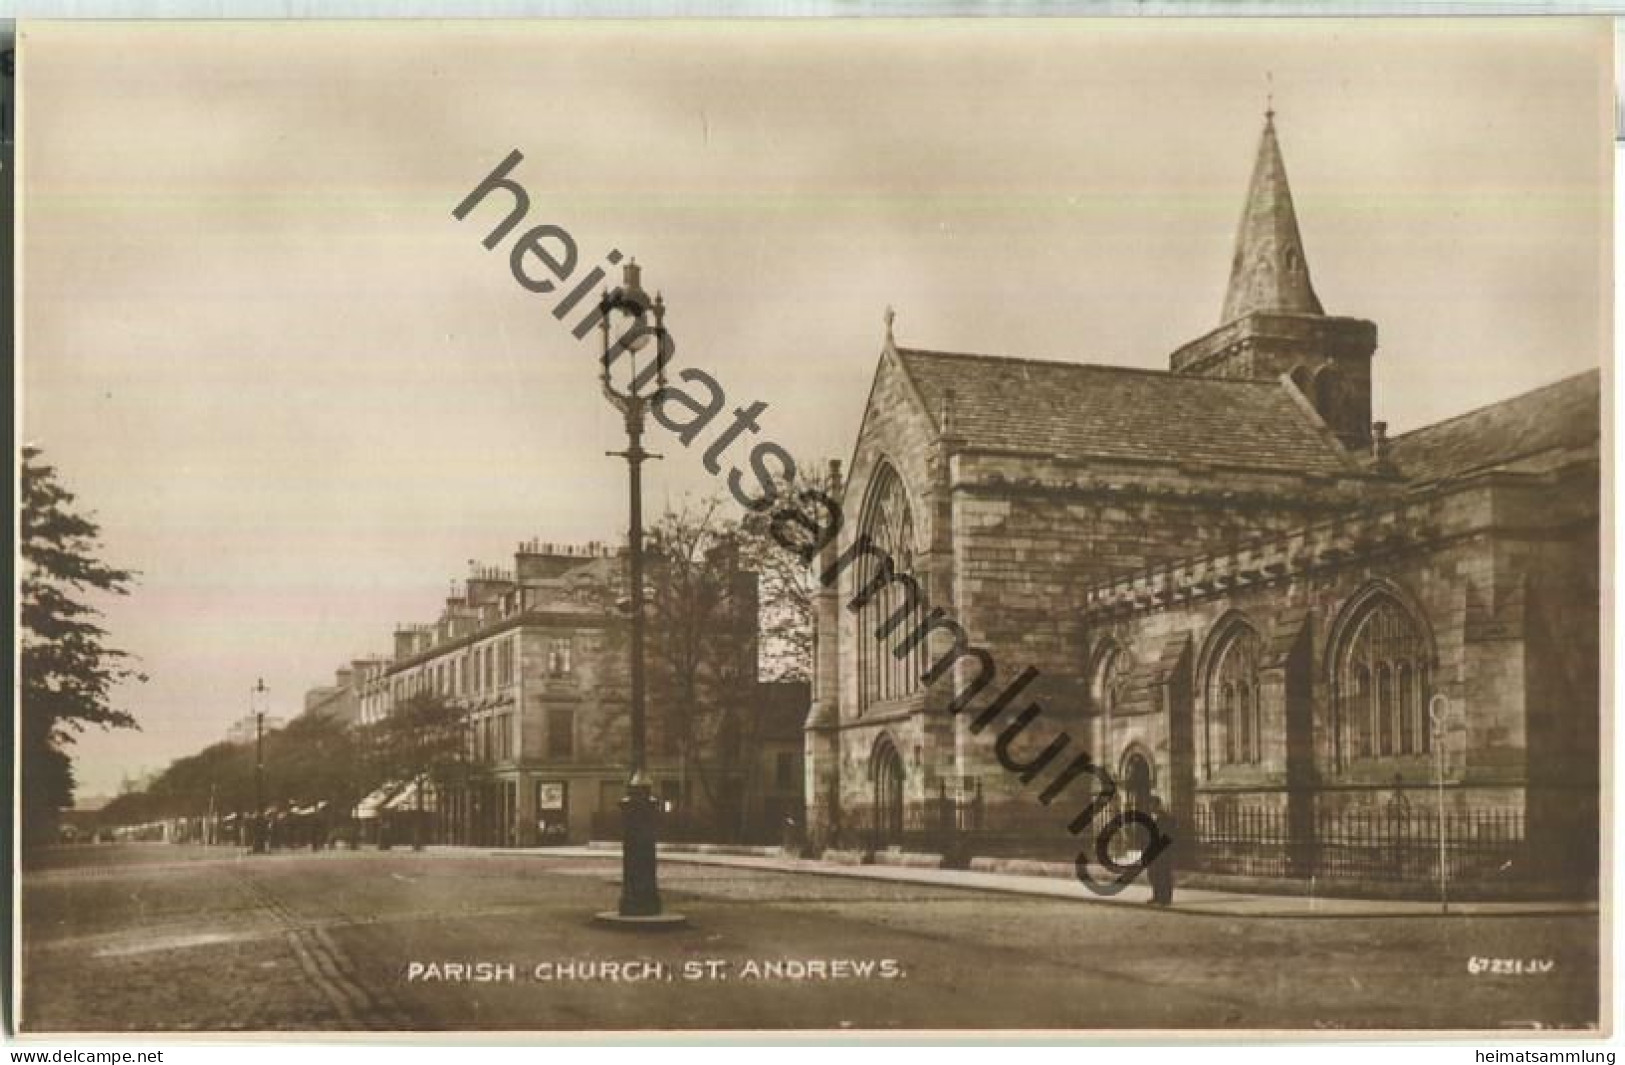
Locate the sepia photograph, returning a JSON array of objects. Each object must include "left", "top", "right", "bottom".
[{"left": 11, "top": 15, "right": 1611, "bottom": 1038}]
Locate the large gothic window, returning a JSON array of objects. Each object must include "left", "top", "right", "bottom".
[
  {"left": 1207, "top": 621, "right": 1263, "bottom": 767},
  {"left": 857, "top": 464, "right": 927, "bottom": 710},
  {"left": 1336, "top": 591, "right": 1432, "bottom": 766}
]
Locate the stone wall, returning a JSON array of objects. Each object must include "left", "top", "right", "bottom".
[
  {"left": 1070, "top": 466, "right": 1598, "bottom": 895},
  {"left": 946, "top": 448, "right": 1375, "bottom": 816}
]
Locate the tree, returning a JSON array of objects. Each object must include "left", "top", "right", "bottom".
[
  {"left": 644, "top": 497, "right": 760, "bottom": 839},
  {"left": 373, "top": 690, "right": 474, "bottom": 847},
  {"left": 97, "top": 715, "right": 379, "bottom": 847},
  {"left": 98, "top": 739, "right": 251, "bottom": 841},
  {"left": 20, "top": 446, "right": 145, "bottom": 847}
]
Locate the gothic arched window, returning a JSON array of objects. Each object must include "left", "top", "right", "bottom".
[
  {"left": 1336, "top": 591, "right": 1433, "bottom": 767},
  {"left": 856, "top": 464, "right": 926, "bottom": 710},
  {"left": 1092, "top": 643, "right": 1130, "bottom": 718},
  {"left": 1207, "top": 621, "right": 1263, "bottom": 767}
]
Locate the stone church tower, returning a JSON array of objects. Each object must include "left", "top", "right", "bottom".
[{"left": 1170, "top": 112, "right": 1378, "bottom": 452}]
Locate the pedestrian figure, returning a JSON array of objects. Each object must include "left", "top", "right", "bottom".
[
  {"left": 1385, "top": 773, "right": 1411, "bottom": 874},
  {"left": 1146, "top": 794, "right": 1179, "bottom": 906}
]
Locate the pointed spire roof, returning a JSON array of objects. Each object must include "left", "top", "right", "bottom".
[{"left": 1221, "top": 110, "right": 1324, "bottom": 323}]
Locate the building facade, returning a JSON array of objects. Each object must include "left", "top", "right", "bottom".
[
  {"left": 805, "top": 113, "right": 1600, "bottom": 896},
  {"left": 226, "top": 712, "right": 285, "bottom": 746},
  {"left": 302, "top": 657, "right": 385, "bottom": 729}
]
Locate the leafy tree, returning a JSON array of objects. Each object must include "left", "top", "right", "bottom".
[
  {"left": 146, "top": 741, "right": 252, "bottom": 817},
  {"left": 267, "top": 713, "right": 368, "bottom": 805},
  {"left": 376, "top": 691, "right": 471, "bottom": 787},
  {"left": 644, "top": 497, "right": 760, "bottom": 838},
  {"left": 20, "top": 446, "right": 145, "bottom": 847},
  {"left": 100, "top": 714, "right": 381, "bottom": 844}
]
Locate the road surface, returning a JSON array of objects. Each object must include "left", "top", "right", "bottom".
[{"left": 18, "top": 844, "right": 1600, "bottom": 1033}]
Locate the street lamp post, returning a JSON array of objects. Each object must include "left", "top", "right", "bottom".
[
  {"left": 592, "top": 260, "right": 685, "bottom": 929},
  {"left": 252, "top": 677, "right": 268, "bottom": 855},
  {"left": 1428, "top": 693, "right": 1450, "bottom": 915}
]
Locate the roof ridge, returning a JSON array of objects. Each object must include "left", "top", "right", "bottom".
[
  {"left": 1388, "top": 368, "right": 1601, "bottom": 443},
  {"left": 894, "top": 346, "right": 1287, "bottom": 387}
]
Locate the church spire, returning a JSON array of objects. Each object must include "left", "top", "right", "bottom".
[
  {"left": 1221, "top": 109, "right": 1324, "bottom": 323},
  {"left": 1171, "top": 105, "right": 1377, "bottom": 453}
]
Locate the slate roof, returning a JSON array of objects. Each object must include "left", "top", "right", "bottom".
[
  {"left": 893, "top": 347, "right": 1358, "bottom": 476},
  {"left": 1387, "top": 369, "right": 1601, "bottom": 485}
]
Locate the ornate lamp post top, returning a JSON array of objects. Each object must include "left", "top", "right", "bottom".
[{"left": 599, "top": 259, "right": 668, "bottom": 416}]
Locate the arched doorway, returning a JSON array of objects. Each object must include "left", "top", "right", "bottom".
[{"left": 873, "top": 739, "right": 906, "bottom": 847}]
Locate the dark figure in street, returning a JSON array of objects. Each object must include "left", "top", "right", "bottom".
[{"left": 1146, "top": 795, "right": 1178, "bottom": 906}]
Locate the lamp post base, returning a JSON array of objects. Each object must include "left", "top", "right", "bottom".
[{"left": 596, "top": 778, "right": 687, "bottom": 929}]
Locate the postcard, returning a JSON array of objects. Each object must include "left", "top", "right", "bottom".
[{"left": 13, "top": 16, "right": 1610, "bottom": 1038}]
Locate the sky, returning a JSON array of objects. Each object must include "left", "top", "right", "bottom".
[{"left": 17, "top": 18, "right": 1610, "bottom": 799}]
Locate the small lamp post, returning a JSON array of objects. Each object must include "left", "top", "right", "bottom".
[
  {"left": 251, "top": 677, "right": 269, "bottom": 855},
  {"left": 592, "top": 260, "right": 686, "bottom": 929}
]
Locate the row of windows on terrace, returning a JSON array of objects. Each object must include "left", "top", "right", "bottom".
[
  {"left": 467, "top": 710, "right": 576, "bottom": 762},
  {"left": 466, "top": 708, "right": 691, "bottom": 764},
  {"left": 388, "top": 636, "right": 577, "bottom": 706}
]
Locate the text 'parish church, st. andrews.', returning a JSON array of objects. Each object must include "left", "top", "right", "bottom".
[{"left": 804, "top": 111, "right": 1600, "bottom": 897}]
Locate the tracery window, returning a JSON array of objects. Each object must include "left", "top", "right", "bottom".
[
  {"left": 857, "top": 464, "right": 927, "bottom": 709},
  {"left": 1208, "top": 622, "right": 1263, "bottom": 766},
  {"left": 1337, "top": 592, "right": 1432, "bottom": 766}
]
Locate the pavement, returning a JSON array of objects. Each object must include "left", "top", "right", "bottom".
[{"left": 495, "top": 843, "right": 1598, "bottom": 919}]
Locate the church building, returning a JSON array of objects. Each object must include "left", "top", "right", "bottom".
[{"left": 804, "top": 112, "right": 1600, "bottom": 896}]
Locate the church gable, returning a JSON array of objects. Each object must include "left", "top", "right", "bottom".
[{"left": 842, "top": 343, "right": 943, "bottom": 547}]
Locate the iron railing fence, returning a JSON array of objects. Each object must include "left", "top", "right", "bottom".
[
  {"left": 1189, "top": 805, "right": 1530, "bottom": 889},
  {"left": 829, "top": 787, "right": 1546, "bottom": 896},
  {"left": 843, "top": 781, "right": 988, "bottom": 855}
]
